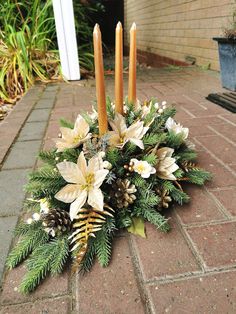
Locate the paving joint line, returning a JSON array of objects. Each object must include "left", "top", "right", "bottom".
[
  {"left": 194, "top": 137, "right": 236, "bottom": 177},
  {"left": 218, "top": 115, "right": 236, "bottom": 126},
  {"left": 128, "top": 234, "right": 155, "bottom": 314},
  {"left": 145, "top": 266, "right": 236, "bottom": 286},
  {"left": 172, "top": 210, "right": 206, "bottom": 271},
  {"left": 181, "top": 218, "right": 236, "bottom": 229},
  {"left": 0, "top": 86, "right": 46, "bottom": 171},
  {"left": 0, "top": 85, "right": 59, "bottom": 286},
  {"left": 1, "top": 293, "right": 72, "bottom": 307},
  {"left": 208, "top": 125, "right": 236, "bottom": 147}
]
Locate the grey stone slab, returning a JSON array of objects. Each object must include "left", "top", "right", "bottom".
[
  {"left": 0, "top": 216, "right": 18, "bottom": 284},
  {"left": 17, "top": 122, "right": 47, "bottom": 141},
  {"left": 0, "top": 168, "right": 29, "bottom": 216},
  {"left": 35, "top": 98, "right": 55, "bottom": 109},
  {"left": 45, "top": 84, "right": 59, "bottom": 91},
  {"left": 2, "top": 141, "right": 41, "bottom": 170},
  {"left": 41, "top": 91, "right": 57, "bottom": 100},
  {"left": 27, "top": 109, "right": 51, "bottom": 122}
]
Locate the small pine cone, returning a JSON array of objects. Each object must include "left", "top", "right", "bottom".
[
  {"left": 41, "top": 208, "right": 72, "bottom": 235},
  {"left": 111, "top": 178, "right": 137, "bottom": 208},
  {"left": 156, "top": 189, "right": 172, "bottom": 210}
]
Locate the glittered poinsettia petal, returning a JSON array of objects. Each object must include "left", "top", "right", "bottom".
[
  {"left": 57, "top": 161, "right": 85, "bottom": 184},
  {"left": 88, "top": 188, "right": 104, "bottom": 211},
  {"left": 55, "top": 184, "right": 81, "bottom": 203},
  {"left": 69, "top": 190, "right": 88, "bottom": 220},
  {"left": 94, "top": 169, "right": 109, "bottom": 188}
]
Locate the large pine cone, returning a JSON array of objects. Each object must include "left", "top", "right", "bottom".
[
  {"left": 41, "top": 208, "right": 72, "bottom": 235},
  {"left": 111, "top": 179, "right": 137, "bottom": 208}
]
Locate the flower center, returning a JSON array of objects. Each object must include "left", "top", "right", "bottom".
[
  {"left": 120, "top": 133, "right": 126, "bottom": 144},
  {"left": 73, "top": 133, "right": 84, "bottom": 144},
  {"left": 81, "top": 173, "right": 95, "bottom": 191},
  {"left": 136, "top": 164, "right": 145, "bottom": 173}
]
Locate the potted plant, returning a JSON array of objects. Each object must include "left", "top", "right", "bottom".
[{"left": 214, "top": 10, "right": 236, "bottom": 91}]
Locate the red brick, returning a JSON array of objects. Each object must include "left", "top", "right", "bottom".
[
  {"left": 210, "top": 123, "right": 236, "bottom": 143},
  {"left": 197, "top": 151, "right": 236, "bottom": 188},
  {"left": 132, "top": 221, "right": 200, "bottom": 281},
  {"left": 174, "top": 108, "right": 193, "bottom": 121},
  {"left": 175, "top": 186, "right": 224, "bottom": 224},
  {"left": 182, "top": 116, "right": 225, "bottom": 127},
  {"left": 77, "top": 236, "right": 145, "bottom": 314},
  {"left": 211, "top": 187, "right": 236, "bottom": 217},
  {"left": 220, "top": 114, "right": 236, "bottom": 124},
  {"left": 187, "top": 222, "right": 236, "bottom": 268},
  {"left": 191, "top": 126, "right": 215, "bottom": 137},
  {"left": 197, "top": 136, "right": 236, "bottom": 165},
  {"left": 1, "top": 296, "right": 71, "bottom": 314},
  {"left": 1, "top": 264, "right": 70, "bottom": 305},
  {"left": 147, "top": 271, "right": 236, "bottom": 313},
  {"left": 44, "top": 121, "right": 60, "bottom": 141}
]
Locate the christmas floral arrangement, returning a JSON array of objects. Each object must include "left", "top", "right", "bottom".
[
  {"left": 6, "top": 99, "right": 211, "bottom": 294},
  {"left": 6, "top": 22, "right": 211, "bottom": 294}
]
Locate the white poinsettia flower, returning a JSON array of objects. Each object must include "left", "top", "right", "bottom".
[
  {"left": 55, "top": 152, "right": 109, "bottom": 220},
  {"left": 165, "top": 117, "right": 189, "bottom": 140},
  {"left": 55, "top": 114, "right": 91, "bottom": 152},
  {"left": 131, "top": 158, "right": 156, "bottom": 178},
  {"left": 108, "top": 113, "right": 149, "bottom": 149},
  {"left": 156, "top": 147, "right": 179, "bottom": 180}
]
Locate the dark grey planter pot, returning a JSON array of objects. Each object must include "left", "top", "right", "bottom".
[{"left": 213, "top": 37, "right": 236, "bottom": 91}]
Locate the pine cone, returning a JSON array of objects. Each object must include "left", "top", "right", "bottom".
[
  {"left": 41, "top": 208, "right": 72, "bottom": 236},
  {"left": 156, "top": 188, "right": 172, "bottom": 210},
  {"left": 111, "top": 179, "right": 137, "bottom": 208}
]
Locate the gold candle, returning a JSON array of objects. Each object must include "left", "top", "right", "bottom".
[
  {"left": 93, "top": 24, "right": 108, "bottom": 136},
  {"left": 128, "top": 22, "right": 137, "bottom": 106},
  {"left": 115, "top": 21, "right": 124, "bottom": 115}
]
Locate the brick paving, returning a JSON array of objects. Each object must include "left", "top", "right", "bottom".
[{"left": 0, "top": 67, "right": 235, "bottom": 313}]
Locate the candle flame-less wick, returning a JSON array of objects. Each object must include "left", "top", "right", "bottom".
[
  {"left": 130, "top": 22, "right": 136, "bottom": 31},
  {"left": 116, "top": 21, "right": 122, "bottom": 29},
  {"left": 93, "top": 23, "right": 100, "bottom": 33}
]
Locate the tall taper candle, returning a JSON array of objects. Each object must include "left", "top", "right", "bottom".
[
  {"left": 115, "top": 21, "right": 123, "bottom": 114},
  {"left": 93, "top": 24, "right": 108, "bottom": 136},
  {"left": 128, "top": 22, "right": 137, "bottom": 105}
]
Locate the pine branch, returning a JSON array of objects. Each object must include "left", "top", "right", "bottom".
[
  {"left": 60, "top": 148, "right": 79, "bottom": 163},
  {"left": 59, "top": 118, "right": 74, "bottom": 129},
  {"left": 177, "top": 149, "right": 197, "bottom": 162},
  {"left": 26, "top": 166, "right": 65, "bottom": 197},
  {"left": 186, "top": 168, "right": 212, "bottom": 185},
  {"left": 142, "top": 153, "right": 157, "bottom": 166},
  {"left": 39, "top": 150, "right": 57, "bottom": 166},
  {"left": 136, "top": 207, "right": 170, "bottom": 232},
  {"left": 166, "top": 131, "right": 185, "bottom": 149},
  {"left": 106, "top": 148, "right": 120, "bottom": 167},
  {"left": 50, "top": 236, "right": 70, "bottom": 275},
  {"left": 94, "top": 227, "right": 112, "bottom": 267},
  {"left": 170, "top": 186, "right": 190, "bottom": 205},
  {"left": 7, "top": 223, "right": 49, "bottom": 269},
  {"left": 20, "top": 237, "right": 70, "bottom": 294},
  {"left": 143, "top": 133, "right": 167, "bottom": 146},
  {"left": 116, "top": 210, "right": 132, "bottom": 228}
]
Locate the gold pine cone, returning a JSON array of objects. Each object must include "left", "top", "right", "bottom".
[{"left": 111, "top": 178, "right": 137, "bottom": 208}]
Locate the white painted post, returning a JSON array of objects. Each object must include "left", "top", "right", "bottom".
[{"left": 52, "top": 0, "right": 80, "bottom": 80}]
